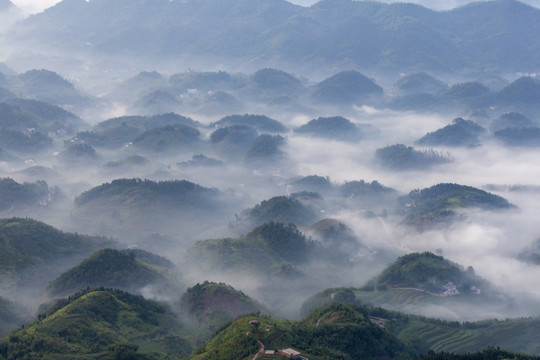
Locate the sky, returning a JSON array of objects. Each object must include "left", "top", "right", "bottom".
[{"left": 10, "top": 0, "right": 540, "bottom": 14}]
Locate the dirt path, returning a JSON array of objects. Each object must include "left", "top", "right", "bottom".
[{"left": 251, "top": 339, "right": 265, "bottom": 360}]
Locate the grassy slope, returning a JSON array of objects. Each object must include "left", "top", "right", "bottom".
[{"left": 1, "top": 289, "right": 190, "bottom": 359}]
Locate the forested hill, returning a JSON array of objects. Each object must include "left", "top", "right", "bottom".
[{"left": 9, "top": 0, "right": 540, "bottom": 73}]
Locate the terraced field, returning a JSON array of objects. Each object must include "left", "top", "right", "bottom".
[{"left": 392, "top": 317, "right": 540, "bottom": 355}]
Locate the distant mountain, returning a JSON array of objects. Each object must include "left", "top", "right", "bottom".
[
  {"left": 47, "top": 248, "right": 180, "bottom": 297},
  {"left": 0, "top": 177, "right": 60, "bottom": 213},
  {"left": 131, "top": 123, "right": 201, "bottom": 152},
  {"left": 234, "top": 195, "right": 319, "bottom": 230},
  {"left": 416, "top": 118, "right": 486, "bottom": 147},
  {"left": 399, "top": 183, "right": 514, "bottom": 229},
  {"left": 375, "top": 144, "right": 452, "bottom": 170},
  {"left": 72, "top": 178, "right": 230, "bottom": 241},
  {"left": 394, "top": 72, "right": 448, "bottom": 94},
  {"left": 489, "top": 112, "right": 536, "bottom": 133},
  {"left": 1, "top": 288, "right": 191, "bottom": 359},
  {"left": 494, "top": 126, "right": 540, "bottom": 146},
  {"left": 16, "top": 69, "right": 95, "bottom": 109},
  {"left": 311, "top": 70, "right": 383, "bottom": 105},
  {"left": 10, "top": 0, "right": 540, "bottom": 73},
  {"left": 294, "top": 116, "right": 363, "bottom": 141},
  {"left": 210, "top": 114, "right": 287, "bottom": 133}
]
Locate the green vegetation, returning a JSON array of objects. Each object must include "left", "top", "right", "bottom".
[
  {"left": 75, "top": 124, "right": 141, "bottom": 149},
  {"left": 489, "top": 112, "right": 535, "bottom": 133},
  {"left": 192, "top": 303, "right": 404, "bottom": 360},
  {"left": 294, "top": 116, "right": 361, "bottom": 141},
  {"left": 237, "top": 195, "right": 318, "bottom": 228},
  {"left": 415, "top": 348, "right": 540, "bottom": 360},
  {"left": 399, "top": 183, "right": 513, "bottom": 229},
  {"left": 416, "top": 118, "right": 485, "bottom": 147},
  {"left": 0, "top": 218, "right": 115, "bottom": 292},
  {"left": 0, "top": 288, "right": 190, "bottom": 359},
  {"left": 365, "top": 252, "right": 485, "bottom": 294},
  {"left": 132, "top": 124, "right": 200, "bottom": 152},
  {"left": 75, "top": 179, "right": 219, "bottom": 209},
  {"left": 395, "top": 72, "right": 448, "bottom": 94},
  {"left": 210, "top": 114, "right": 286, "bottom": 133},
  {"left": 0, "top": 128, "right": 52, "bottom": 153},
  {"left": 0, "top": 178, "right": 60, "bottom": 212},
  {"left": 59, "top": 143, "right": 98, "bottom": 162},
  {"left": 47, "top": 249, "right": 179, "bottom": 297},
  {"left": 186, "top": 222, "right": 314, "bottom": 275},
  {"left": 494, "top": 127, "right": 540, "bottom": 147},
  {"left": 244, "top": 134, "right": 285, "bottom": 162},
  {"left": 375, "top": 144, "right": 451, "bottom": 170},
  {"left": 180, "top": 281, "right": 266, "bottom": 332},
  {"left": 311, "top": 70, "right": 383, "bottom": 105}
]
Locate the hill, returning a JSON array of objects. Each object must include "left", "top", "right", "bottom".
[
  {"left": 71, "top": 178, "right": 229, "bottom": 241},
  {"left": 494, "top": 127, "right": 540, "bottom": 147},
  {"left": 0, "top": 218, "right": 115, "bottom": 296},
  {"left": 366, "top": 252, "right": 487, "bottom": 294},
  {"left": 0, "top": 178, "right": 60, "bottom": 213},
  {"left": 294, "top": 116, "right": 362, "bottom": 142},
  {"left": 394, "top": 72, "right": 448, "bottom": 94},
  {"left": 179, "top": 281, "right": 266, "bottom": 331},
  {"left": 209, "top": 114, "right": 287, "bottom": 133},
  {"left": 311, "top": 70, "right": 383, "bottom": 105},
  {"left": 191, "top": 303, "right": 405, "bottom": 360},
  {"left": 399, "top": 183, "right": 514, "bottom": 229},
  {"left": 47, "top": 248, "right": 180, "bottom": 298},
  {"left": 416, "top": 118, "right": 486, "bottom": 147},
  {"left": 375, "top": 144, "right": 452, "bottom": 170},
  {"left": 233, "top": 195, "right": 319, "bottom": 230},
  {"left": 185, "top": 222, "right": 314, "bottom": 275},
  {"left": 0, "top": 288, "right": 191, "bottom": 359},
  {"left": 132, "top": 124, "right": 201, "bottom": 152}
]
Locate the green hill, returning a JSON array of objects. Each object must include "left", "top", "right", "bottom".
[
  {"left": 185, "top": 222, "right": 314, "bottom": 275},
  {"left": 132, "top": 123, "right": 201, "bottom": 152},
  {"left": 0, "top": 178, "right": 60, "bottom": 213},
  {"left": 234, "top": 195, "right": 319, "bottom": 230},
  {"left": 0, "top": 218, "right": 115, "bottom": 295},
  {"left": 375, "top": 144, "right": 451, "bottom": 170},
  {"left": 311, "top": 70, "right": 383, "bottom": 105},
  {"left": 210, "top": 114, "right": 287, "bottom": 133},
  {"left": 47, "top": 248, "right": 180, "bottom": 298},
  {"left": 0, "top": 296, "right": 30, "bottom": 337},
  {"left": 72, "top": 178, "right": 227, "bottom": 241},
  {"left": 191, "top": 303, "right": 404, "bottom": 360},
  {"left": 366, "top": 252, "right": 486, "bottom": 294},
  {"left": 294, "top": 116, "right": 362, "bottom": 142},
  {"left": 0, "top": 288, "right": 191, "bottom": 359},
  {"left": 394, "top": 72, "right": 448, "bottom": 94},
  {"left": 180, "top": 281, "right": 266, "bottom": 332},
  {"left": 399, "top": 183, "right": 514, "bottom": 229},
  {"left": 416, "top": 118, "right": 485, "bottom": 147}
]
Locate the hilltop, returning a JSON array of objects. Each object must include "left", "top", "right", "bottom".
[
  {"left": 191, "top": 303, "right": 404, "bottom": 360},
  {"left": 399, "top": 183, "right": 514, "bottom": 229},
  {"left": 180, "top": 281, "right": 267, "bottom": 332},
  {"left": 186, "top": 222, "right": 314, "bottom": 276},
  {"left": 47, "top": 248, "right": 181, "bottom": 298},
  {"left": 0, "top": 218, "right": 115, "bottom": 296},
  {"left": 0, "top": 288, "right": 191, "bottom": 359}
]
